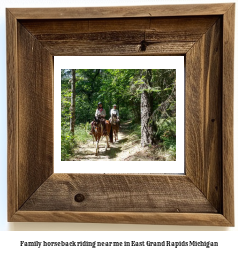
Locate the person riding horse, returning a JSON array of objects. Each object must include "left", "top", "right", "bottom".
[
  {"left": 110, "top": 104, "right": 120, "bottom": 122},
  {"left": 109, "top": 104, "right": 120, "bottom": 142},
  {"left": 90, "top": 102, "right": 107, "bottom": 135}
]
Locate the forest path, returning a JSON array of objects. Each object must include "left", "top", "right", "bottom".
[
  {"left": 70, "top": 120, "right": 139, "bottom": 161},
  {"left": 70, "top": 120, "right": 167, "bottom": 161}
]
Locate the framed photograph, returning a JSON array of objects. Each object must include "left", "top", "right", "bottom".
[
  {"left": 54, "top": 56, "right": 184, "bottom": 174},
  {"left": 7, "top": 3, "right": 234, "bottom": 225}
]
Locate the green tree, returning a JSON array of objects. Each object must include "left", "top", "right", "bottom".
[
  {"left": 70, "top": 69, "right": 76, "bottom": 135},
  {"left": 61, "top": 68, "right": 176, "bottom": 160}
]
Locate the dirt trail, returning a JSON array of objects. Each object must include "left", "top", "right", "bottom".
[
  {"left": 70, "top": 121, "right": 139, "bottom": 161},
  {"left": 70, "top": 121, "right": 169, "bottom": 161}
]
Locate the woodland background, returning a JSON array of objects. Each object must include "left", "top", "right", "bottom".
[{"left": 61, "top": 69, "right": 176, "bottom": 161}]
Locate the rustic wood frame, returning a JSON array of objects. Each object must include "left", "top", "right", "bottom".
[{"left": 7, "top": 4, "right": 234, "bottom": 226}]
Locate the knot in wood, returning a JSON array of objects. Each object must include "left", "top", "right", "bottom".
[
  {"left": 140, "top": 40, "right": 148, "bottom": 52},
  {"left": 74, "top": 193, "right": 85, "bottom": 202}
]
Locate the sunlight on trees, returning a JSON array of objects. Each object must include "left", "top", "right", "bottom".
[{"left": 61, "top": 69, "right": 176, "bottom": 161}]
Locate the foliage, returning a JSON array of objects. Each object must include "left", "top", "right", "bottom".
[
  {"left": 61, "top": 123, "right": 91, "bottom": 160},
  {"left": 61, "top": 69, "right": 176, "bottom": 160},
  {"left": 155, "top": 117, "right": 176, "bottom": 160},
  {"left": 156, "top": 117, "right": 176, "bottom": 140},
  {"left": 128, "top": 122, "right": 141, "bottom": 139},
  {"left": 61, "top": 128, "right": 75, "bottom": 161},
  {"left": 74, "top": 123, "right": 91, "bottom": 144}
]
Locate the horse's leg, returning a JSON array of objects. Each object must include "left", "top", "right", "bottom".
[
  {"left": 95, "top": 135, "right": 100, "bottom": 156},
  {"left": 109, "top": 124, "right": 111, "bottom": 147},
  {"left": 105, "top": 121, "right": 110, "bottom": 148},
  {"left": 95, "top": 136, "right": 98, "bottom": 156},
  {"left": 98, "top": 135, "right": 101, "bottom": 155},
  {"left": 107, "top": 135, "right": 110, "bottom": 149},
  {"left": 114, "top": 129, "right": 116, "bottom": 142},
  {"left": 101, "top": 124, "right": 103, "bottom": 140},
  {"left": 101, "top": 123, "right": 103, "bottom": 136},
  {"left": 96, "top": 141, "right": 99, "bottom": 155},
  {"left": 105, "top": 135, "right": 109, "bottom": 151},
  {"left": 104, "top": 124, "right": 108, "bottom": 151},
  {"left": 108, "top": 133, "right": 110, "bottom": 148},
  {"left": 111, "top": 126, "right": 114, "bottom": 142},
  {"left": 117, "top": 125, "right": 119, "bottom": 141}
]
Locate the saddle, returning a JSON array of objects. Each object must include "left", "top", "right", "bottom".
[
  {"left": 94, "top": 116, "right": 107, "bottom": 135},
  {"left": 95, "top": 115, "right": 105, "bottom": 123}
]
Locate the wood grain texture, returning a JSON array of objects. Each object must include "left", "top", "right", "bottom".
[
  {"left": 8, "top": 4, "right": 233, "bottom": 19},
  {"left": 222, "top": 4, "right": 235, "bottom": 226},
  {"left": 186, "top": 18, "right": 222, "bottom": 212},
  {"left": 6, "top": 5, "right": 234, "bottom": 225},
  {"left": 20, "top": 174, "right": 217, "bottom": 213},
  {"left": 19, "top": 17, "right": 218, "bottom": 56},
  {"left": 17, "top": 23, "right": 54, "bottom": 208},
  {"left": 11, "top": 211, "right": 232, "bottom": 226},
  {"left": 7, "top": 9, "right": 18, "bottom": 221},
  {"left": 20, "top": 16, "right": 218, "bottom": 34},
  {"left": 38, "top": 41, "right": 193, "bottom": 56},
  {"left": 20, "top": 18, "right": 150, "bottom": 34}
]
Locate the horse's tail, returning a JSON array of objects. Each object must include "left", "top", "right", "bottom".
[{"left": 109, "top": 126, "right": 113, "bottom": 143}]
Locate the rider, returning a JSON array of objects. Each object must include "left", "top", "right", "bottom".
[
  {"left": 110, "top": 104, "right": 120, "bottom": 122},
  {"left": 90, "top": 102, "right": 107, "bottom": 135},
  {"left": 95, "top": 102, "right": 106, "bottom": 119}
]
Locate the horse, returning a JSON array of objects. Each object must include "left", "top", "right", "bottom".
[
  {"left": 111, "top": 113, "right": 120, "bottom": 142},
  {"left": 92, "top": 116, "right": 111, "bottom": 156}
]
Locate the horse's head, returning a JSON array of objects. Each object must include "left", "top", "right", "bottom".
[
  {"left": 93, "top": 120, "right": 101, "bottom": 134},
  {"left": 111, "top": 114, "right": 117, "bottom": 125}
]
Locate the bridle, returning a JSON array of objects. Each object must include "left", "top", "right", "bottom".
[
  {"left": 93, "top": 120, "right": 101, "bottom": 134},
  {"left": 111, "top": 114, "right": 118, "bottom": 125},
  {"left": 93, "top": 116, "right": 104, "bottom": 135}
]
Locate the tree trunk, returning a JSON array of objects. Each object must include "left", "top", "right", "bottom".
[
  {"left": 70, "top": 69, "right": 76, "bottom": 135},
  {"left": 141, "top": 69, "right": 153, "bottom": 147}
]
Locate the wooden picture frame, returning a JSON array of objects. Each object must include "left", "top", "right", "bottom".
[{"left": 7, "top": 3, "right": 234, "bottom": 226}]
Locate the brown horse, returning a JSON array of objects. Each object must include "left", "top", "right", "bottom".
[
  {"left": 111, "top": 113, "right": 119, "bottom": 142},
  {"left": 92, "top": 117, "right": 111, "bottom": 156}
]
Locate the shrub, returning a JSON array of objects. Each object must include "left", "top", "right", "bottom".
[
  {"left": 61, "top": 122, "right": 91, "bottom": 160},
  {"left": 74, "top": 123, "right": 91, "bottom": 143},
  {"left": 155, "top": 117, "right": 176, "bottom": 141},
  {"left": 155, "top": 117, "right": 176, "bottom": 160},
  {"left": 61, "top": 128, "right": 75, "bottom": 161}
]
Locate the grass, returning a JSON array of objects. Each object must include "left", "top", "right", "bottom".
[
  {"left": 155, "top": 117, "right": 176, "bottom": 160},
  {"left": 61, "top": 122, "right": 91, "bottom": 160},
  {"left": 120, "top": 121, "right": 176, "bottom": 161},
  {"left": 125, "top": 120, "right": 176, "bottom": 161},
  {"left": 61, "top": 128, "right": 75, "bottom": 161},
  {"left": 74, "top": 123, "right": 91, "bottom": 144},
  {"left": 127, "top": 122, "right": 141, "bottom": 139},
  {"left": 61, "top": 119, "right": 176, "bottom": 161}
]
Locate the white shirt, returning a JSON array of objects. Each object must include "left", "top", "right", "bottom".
[
  {"left": 110, "top": 108, "right": 119, "bottom": 117},
  {"left": 95, "top": 108, "right": 106, "bottom": 117}
]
